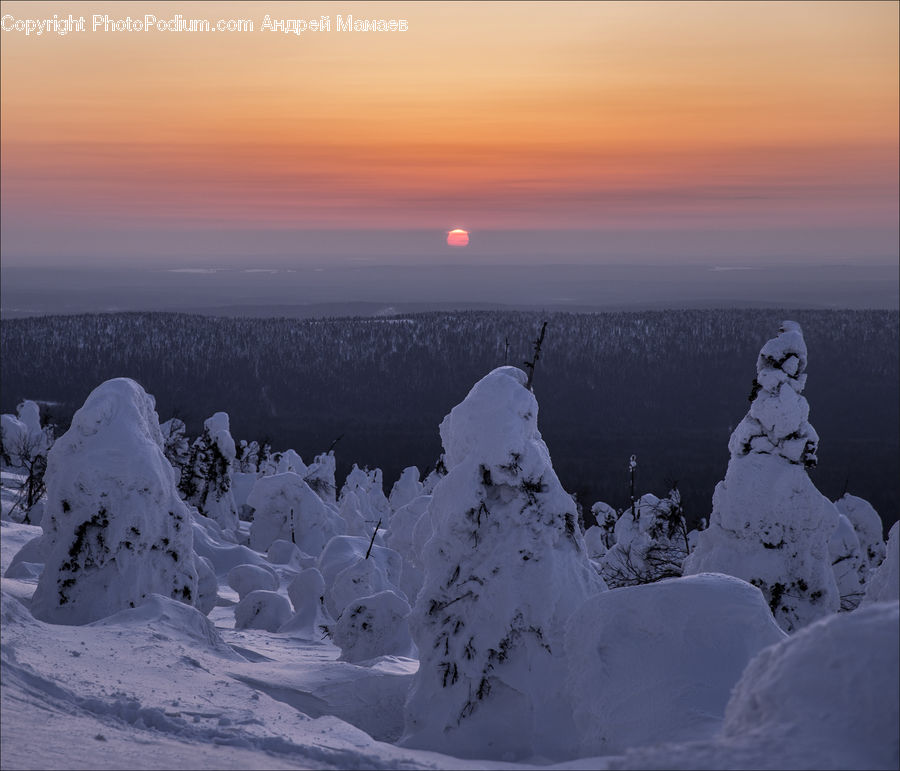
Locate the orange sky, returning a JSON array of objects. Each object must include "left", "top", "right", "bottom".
[{"left": 1, "top": 1, "right": 897, "bottom": 259}]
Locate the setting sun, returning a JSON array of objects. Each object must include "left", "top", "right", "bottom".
[{"left": 447, "top": 228, "right": 469, "bottom": 247}]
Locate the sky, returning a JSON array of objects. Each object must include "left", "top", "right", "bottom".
[{"left": 0, "top": 1, "right": 898, "bottom": 265}]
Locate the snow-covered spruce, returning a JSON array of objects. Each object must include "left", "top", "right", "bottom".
[
  {"left": 828, "top": 514, "right": 866, "bottom": 611},
  {"left": 159, "top": 417, "right": 189, "bottom": 473},
  {"left": 246, "top": 471, "right": 345, "bottom": 555},
  {"left": 340, "top": 464, "right": 391, "bottom": 530},
  {"left": 276, "top": 448, "right": 307, "bottom": 477},
  {"left": 337, "top": 489, "right": 370, "bottom": 537},
  {"left": 389, "top": 466, "right": 424, "bottom": 511},
  {"left": 383, "top": 494, "right": 431, "bottom": 602},
  {"left": 1, "top": 400, "right": 54, "bottom": 523},
  {"left": 30, "top": 378, "right": 203, "bottom": 625},
  {"left": 178, "top": 412, "right": 238, "bottom": 532},
  {"left": 333, "top": 589, "right": 416, "bottom": 663},
  {"left": 684, "top": 322, "right": 840, "bottom": 632},
  {"left": 598, "top": 489, "right": 689, "bottom": 588},
  {"left": 303, "top": 451, "right": 337, "bottom": 505},
  {"left": 1, "top": 399, "right": 51, "bottom": 465},
  {"left": 863, "top": 521, "right": 898, "bottom": 604},
  {"left": 590, "top": 501, "right": 618, "bottom": 547},
  {"left": 402, "top": 366, "right": 605, "bottom": 761},
  {"left": 834, "top": 493, "right": 886, "bottom": 578}
]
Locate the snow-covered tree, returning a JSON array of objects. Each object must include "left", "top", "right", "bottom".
[
  {"left": 159, "top": 417, "right": 190, "bottom": 472},
  {"left": 421, "top": 455, "right": 447, "bottom": 494},
  {"left": 402, "top": 366, "right": 605, "bottom": 761},
  {"left": 246, "top": 472, "right": 345, "bottom": 556},
  {"left": 384, "top": 494, "right": 431, "bottom": 602},
  {"left": 833, "top": 493, "right": 886, "bottom": 579},
  {"left": 333, "top": 590, "right": 415, "bottom": 662},
  {"left": 277, "top": 448, "right": 307, "bottom": 477},
  {"left": 599, "top": 488, "right": 689, "bottom": 588},
  {"left": 1, "top": 400, "right": 55, "bottom": 523},
  {"left": 340, "top": 464, "right": 391, "bottom": 529},
  {"left": 304, "top": 451, "right": 337, "bottom": 505},
  {"left": 590, "top": 501, "right": 618, "bottom": 548},
  {"left": 389, "top": 466, "right": 424, "bottom": 511},
  {"left": 316, "top": 534, "right": 405, "bottom": 619},
  {"left": 863, "top": 521, "right": 898, "bottom": 604},
  {"left": 235, "top": 439, "right": 261, "bottom": 473},
  {"left": 179, "top": 412, "right": 238, "bottom": 532},
  {"left": 828, "top": 514, "right": 866, "bottom": 611},
  {"left": 684, "top": 321, "right": 840, "bottom": 633},
  {"left": 30, "top": 378, "right": 203, "bottom": 625}
]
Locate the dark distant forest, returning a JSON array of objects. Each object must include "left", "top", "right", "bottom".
[{"left": 1, "top": 309, "right": 897, "bottom": 533}]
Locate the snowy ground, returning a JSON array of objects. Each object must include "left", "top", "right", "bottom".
[{"left": 2, "top": 466, "right": 897, "bottom": 770}]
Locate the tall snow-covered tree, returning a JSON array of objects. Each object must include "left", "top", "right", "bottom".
[
  {"left": 683, "top": 321, "right": 840, "bottom": 632},
  {"left": 31, "top": 378, "right": 204, "bottom": 625},
  {"left": 179, "top": 412, "right": 238, "bottom": 532},
  {"left": 402, "top": 366, "right": 605, "bottom": 760}
]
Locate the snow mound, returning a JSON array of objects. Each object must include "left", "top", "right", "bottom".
[
  {"left": 190, "top": 517, "right": 269, "bottom": 576},
  {"left": 724, "top": 601, "right": 899, "bottom": 770},
  {"left": 90, "top": 593, "right": 237, "bottom": 657},
  {"left": 403, "top": 366, "right": 605, "bottom": 761},
  {"left": 30, "top": 378, "right": 203, "bottom": 625},
  {"left": 233, "top": 589, "right": 293, "bottom": 632},
  {"left": 4, "top": 533, "right": 48, "bottom": 579},
  {"left": 565, "top": 572, "right": 787, "bottom": 756},
  {"left": 266, "top": 539, "right": 309, "bottom": 568},
  {"left": 333, "top": 589, "right": 416, "bottom": 663},
  {"left": 227, "top": 563, "right": 278, "bottom": 599},
  {"left": 247, "top": 472, "right": 345, "bottom": 556},
  {"left": 864, "top": 522, "right": 899, "bottom": 604}
]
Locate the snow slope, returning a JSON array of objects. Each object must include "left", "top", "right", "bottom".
[{"left": 2, "top": 515, "right": 898, "bottom": 770}]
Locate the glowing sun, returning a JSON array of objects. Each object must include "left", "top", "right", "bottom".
[{"left": 447, "top": 228, "right": 469, "bottom": 247}]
